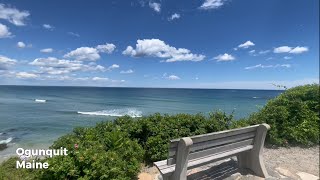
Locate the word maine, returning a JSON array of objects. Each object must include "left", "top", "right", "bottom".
[{"left": 16, "top": 147, "right": 68, "bottom": 169}]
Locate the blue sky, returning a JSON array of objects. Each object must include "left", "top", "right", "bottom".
[{"left": 0, "top": 0, "right": 318, "bottom": 89}]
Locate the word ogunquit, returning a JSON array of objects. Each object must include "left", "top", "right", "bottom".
[{"left": 16, "top": 147, "right": 68, "bottom": 158}]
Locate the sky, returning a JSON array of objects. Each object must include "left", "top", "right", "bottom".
[{"left": 0, "top": 0, "right": 318, "bottom": 89}]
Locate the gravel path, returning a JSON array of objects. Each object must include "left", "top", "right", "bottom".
[
  {"left": 139, "top": 146, "right": 320, "bottom": 180},
  {"left": 264, "top": 146, "right": 319, "bottom": 176}
]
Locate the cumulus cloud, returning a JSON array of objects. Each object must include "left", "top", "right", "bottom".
[
  {"left": 163, "top": 73, "right": 180, "bottom": 80},
  {"left": 40, "top": 48, "right": 53, "bottom": 53},
  {"left": 214, "top": 53, "right": 235, "bottom": 62},
  {"left": 43, "top": 24, "right": 54, "bottom": 30},
  {"left": 17, "top": 41, "right": 26, "bottom": 48},
  {"left": 167, "top": 75, "right": 180, "bottom": 80},
  {"left": 30, "top": 57, "right": 106, "bottom": 75},
  {"left": 238, "top": 40, "right": 255, "bottom": 49},
  {"left": 120, "top": 69, "right": 134, "bottom": 74},
  {"left": 107, "top": 64, "right": 120, "bottom": 70},
  {"left": 96, "top": 43, "right": 116, "bottom": 54},
  {"left": 0, "top": 23, "right": 12, "bottom": 38},
  {"left": 0, "top": 55, "right": 16, "bottom": 70},
  {"left": 123, "top": 39, "right": 205, "bottom": 62},
  {"left": 149, "top": 2, "right": 161, "bottom": 12},
  {"left": 245, "top": 64, "right": 291, "bottom": 70},
  {"left": 199, "top": 0, "right": 226, "bottom": 10},
  {"left": 16, "top": 72, "right": 38, "bottom": 79},
  {"left": 64, "top": 43, "right": 116, "bottom": 61},
  {"left": 169, "top": 13, "right": 180, "bottom": 21},
  {"left": 0, "top": 4, "right": 30, "bottom": 26},
  {"left": 284, "top": 56, "right": 292, "bottom": 60},
  {"left": 273, "top": 46, "right": 308, "bottom": 54},
  {"left": 64, "top": 47, "right": 100, "bottom": 61}
]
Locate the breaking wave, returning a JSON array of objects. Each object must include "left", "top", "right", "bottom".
[
  {"left": 78, "top": 108, "right": 142, "bottom": 118},
  {"left": 0, "top": 137, "right": 13, "bottom": 144},
  {"left": 35, "top": 99, "right": 47, "bottom": 103}
]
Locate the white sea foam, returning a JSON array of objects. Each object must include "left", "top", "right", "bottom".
[
  {"left": 78, "top": 108, "right": 142, "bottom": 118},
  {"left": 35, "top": 99, "right": 46, "bottom": 103},
  {"left": 0, "top": 137, "right": 13, "bottom": 144},
  {"left": 252, "top": 97, "right": 259, "bottom": 99}
]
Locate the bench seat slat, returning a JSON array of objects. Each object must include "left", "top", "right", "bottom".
[
  {"left": 168, "top": 138, "right": 253, "bottom": 164},
  {"left": 156, "top": 145, "right": 253, "bottom": 176},
  {"left": 168, "top": 131, "right": 255, "bottom": 157},
  {"left": 170, "top": 125, "right": 258, "bottom": 148}
]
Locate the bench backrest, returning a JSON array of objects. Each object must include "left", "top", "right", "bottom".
[{"left": 167, "top": 124, "right": 260, "bottom": 165}]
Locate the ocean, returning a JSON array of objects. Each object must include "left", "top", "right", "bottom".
[{"left": 0, "top": 85, "right": 282, "bottom": 160}]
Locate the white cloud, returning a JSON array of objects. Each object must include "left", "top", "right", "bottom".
[
  {"left": 0, "top": 4, "right": 30, "bottom": 26},
  {"left": 289, "top": 46, "right": 309, "bottom": 54},
  {"left": 40, "top": 48, "right": 53, "bottom": 53},
  {"left": 107, "top": 64, "right": 120, "bottom": 70},
  {"left": 238, "top": 40, "right": 255, "bottom": 49},
  {"left": 16, "top": 72, "right": 38, "bottom": 79},
  {"left": 0, "top": 23, "right": 12, "bottom": 38},
  {"left": 17, "top": 41, "right": 26, "bottom": 48},
  {"left": 169, "top": 13, "right": 180, "bottom": 21},
  {"left": 0, "top": 55, "right": 16, "bottom": 70},
  {"left": 92, "top": 77, "right": 109, "bottom": 81},
  {"left": 68, "top": 32, "right": 80, "bottom": 37},
  {"left": 149, "top": 2, "right": 161, "bottom": 12},
  {"left": 214, "top": 53, "right": 235, "bottom": 62},
  {"left": 64, "top": 47, "right": 100, "bottom": 61},
  {"left": 163, "top": 73, "right": 180, "bottom": 80},
  {"left": 43, "top": 24, "right": 54, "bottom": 30},
  {"left": 259, "top": 50, "right": 270, "bottom": 54},
  {"left": 245, "top": 64, "right": 291, "bottom": 70},
  {"left": 64, "top": 43, "right": 116, "bottom": 61},
  {"left": 199, "top": 0, "right": 226, "bottom": 10},
  {"left": 123, "top": 39, "right": 205, "bottom": 62},
  {"left": 96, "top": 43, "right": 116, "bottom": 54},
  {"left": 284, "top": 56, "right": 292, "bottom": 60},
  {"left": 273, "top": 46, "right": 308, "bottom": 54},
  {"left": 168, "top": 75, "right": 180, "bottom": 80},
  {"left": 120, "top": 69, "right": 134, "bottom": 74},
  {"left": 30, "top": 57, "right": 106, "bottom": 75}
]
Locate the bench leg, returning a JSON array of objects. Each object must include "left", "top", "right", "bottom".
[
  {"left": 237, "top": 124, "right": 270, "bottom": 178},
  {"left": 237, "top": 152, "right": 268, "bottom": 178},
  {"left": 170, "top": 137, "right": 193, "bottom": 180}
]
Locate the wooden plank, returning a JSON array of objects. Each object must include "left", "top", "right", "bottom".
[
  {"left": 154, "top": 159, "right": 168, "bottom": 169},
  {"left": 160, "top": 145, "right": 253, "bottom": 176},
  {"left": 167, "top": 139, "right": 253, "bottom": 164},
  {"left": 168, "top": 131, "right": 255, "bottom": 157},
  {"left": 169, "top": 125, "right": 259, "bottom": 149},
  {"left": 188, "top": 139, "right": 253, "bottom": 160}
]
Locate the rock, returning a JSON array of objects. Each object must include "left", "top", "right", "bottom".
[
  {"left": 138, "top": 173, "right": 153, "bottom": 180},
  {"left": 296, "top": 172, "right": 319, "bottom": 180},
  {"left": 0, "top": 143, "right": 7, "bottom": 151},
  {"left": 275, "top": 167, "right": 296, "bottom": 178}
]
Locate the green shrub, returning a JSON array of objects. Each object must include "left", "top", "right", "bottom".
[
  {"left": 38, "top": 128, "right": 144, "bottom": 180},
  {"left": 0, "top": 157, "right": 38, "bottom": 180},
  {"left": 247, "top": 84, "right": 319, "bottom": 146}
]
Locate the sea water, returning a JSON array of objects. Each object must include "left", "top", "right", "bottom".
[{"left": 0, "top": 85, "right": 282, "bottom": 160}]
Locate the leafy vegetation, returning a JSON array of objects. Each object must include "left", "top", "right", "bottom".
[
  {"left": 0, "top": 84, "right": 318, "bottom": 179},
  {"left": 246, "top": 84, "right": 319, "bottom": 146}
]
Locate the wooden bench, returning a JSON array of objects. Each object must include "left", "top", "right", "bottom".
[{"left": 154, "top": 124, "right": 270, "bottom": 180}]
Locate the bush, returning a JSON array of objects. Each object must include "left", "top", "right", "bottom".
[
  {"left": 39, "top": 128, "right": 144, "bottom": 180},
  {"left": 0, "top": 157, "right": 38, "bottom": 180},
  {"left": 247, "top": 84, "right": 319, "bottom": 146}
]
